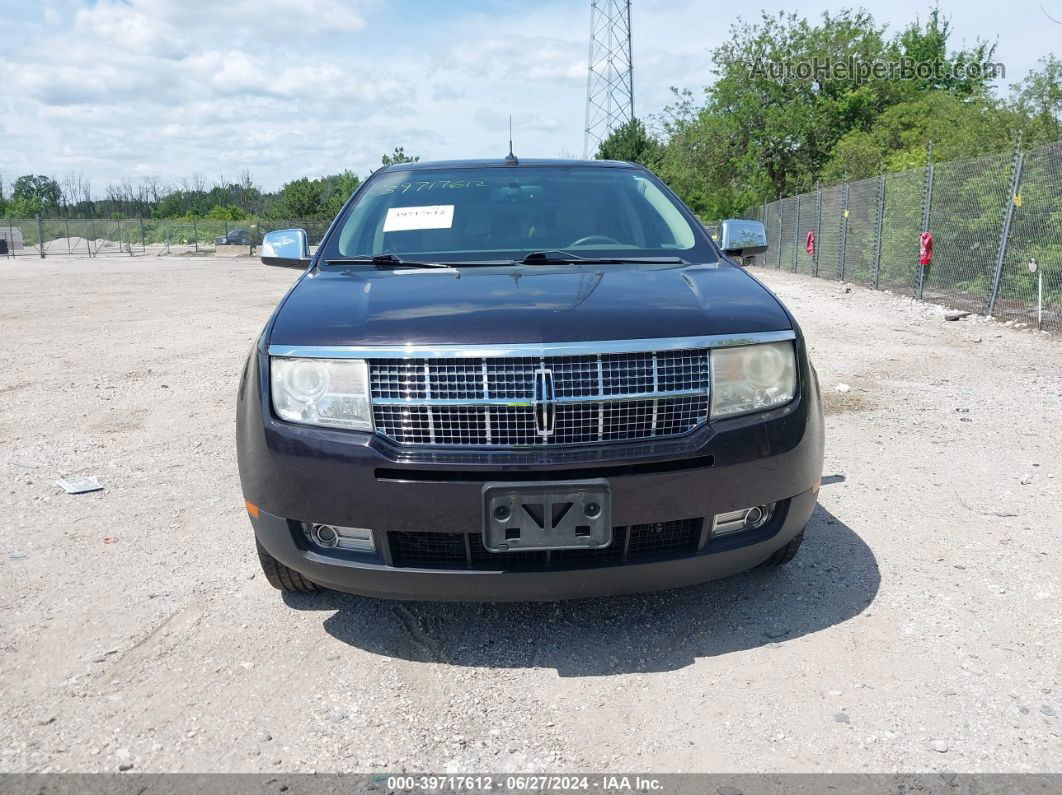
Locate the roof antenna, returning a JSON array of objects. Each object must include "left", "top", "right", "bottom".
[{"left": 505, "top": 115, "right": 518, "bottom": 165}]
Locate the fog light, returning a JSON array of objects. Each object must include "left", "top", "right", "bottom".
[
  {"left": 711, "top": 504, "right": 775, "bottom": 538},
  {"left": 305, "top": 523, "right": 375, "bottom": 553},
  {"left": 310, "top": 523, "right": 339, "bottom": 547}
]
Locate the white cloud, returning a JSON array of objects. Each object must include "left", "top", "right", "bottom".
[
  {"left": 474, "top": 108, "right": 560, "bottom": 133},
  {"left": 444, "top": 37, "right": 585, "bottom": 82}
]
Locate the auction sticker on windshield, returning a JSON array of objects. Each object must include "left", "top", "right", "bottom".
[{"left": 383, "top": 204, "right": 455, "bottom": 232}]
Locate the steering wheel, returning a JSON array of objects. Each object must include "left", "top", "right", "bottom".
[{"left": 568, "top": 235, "right": 622, "bottom": 247}]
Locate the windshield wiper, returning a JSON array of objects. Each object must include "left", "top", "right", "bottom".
[
  {"left": 520, "top": 250, "right": 687, "bottom": 265},
  {"left": 325, "top": 255, "right": 453, "bottom": 269},
  {"left": 327, "top": 255, "right": 520, "bottom": 269}
]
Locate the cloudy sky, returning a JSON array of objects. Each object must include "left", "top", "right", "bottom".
[{"left": 1, "top": 0, "right": 1057, "bottom": 193}]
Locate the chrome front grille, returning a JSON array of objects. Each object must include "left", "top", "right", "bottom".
[{"left": 369, "top": 349, "right": 710, "bottom": 447}]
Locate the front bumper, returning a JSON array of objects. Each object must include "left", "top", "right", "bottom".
[
  {"left": 237, "top": 341, "right": 824, "bottom": 601},
  {"left": 250, "top": 487, "right": 816, "bottom": 601}
]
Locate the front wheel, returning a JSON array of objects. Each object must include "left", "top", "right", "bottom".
[
  {"left": 756, "top": 530, "right": 804, "bottom": 568},
  {"left": 256, "top": 540, "right": 317, "bottom": 592}
]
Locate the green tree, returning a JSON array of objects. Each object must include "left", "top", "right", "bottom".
[
  {"left": 821, "top": 92, "right": 1024, "bottom": 181},
  {"left": 268, "top": 177, "right": 325, "bottom": 218},
  {"left": 651, "top": 7, "right": 1022, "bottom": 217},
  {"left": 11, "top": 174, "right": 62, "bottom": 215},
  {"left": 321, "top": 170, "right": 361, "bottom": 216},
  {"left": 595, "top": 118, "right": 663, "bottom": 167},
  {"left": 380, "top": 147, "right": 419, "bottom": 167},
  {"left": 266, "top": 171, "right": 361, "bottom": 219},
  {"left": 205, "top": 204, "right": 250, "bottom": 221},
  {"left": 652, "top": 10, "right": 899, "bottom": 216},
  {"left": 888, "top": 6, "right": 998, "bottom": 99},
  {"left": 1011, "top": 54, "right": 1062, "bottom": 142},
  {"left": 655, "top": 93, "right": 768, "bottom": 218}
]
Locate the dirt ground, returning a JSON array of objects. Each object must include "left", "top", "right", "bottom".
[{"left": 1, "top": 254, "right": 1060, "bottom": 774}]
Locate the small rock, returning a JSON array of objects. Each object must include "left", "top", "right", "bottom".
[
  {"left": 945, "top": 311, "right": 971, "bottom": 321},
  {"left": 972, "top": 337, "right": 982, "bottom": 343},
  {"left": 118, "top": 762, "right": 133, "bottom": 772},
  {"left": 239, "top": 661, "right": 254, "bottom": 670},
  {"left": 839, "top": 286, "right": 852, "bottom": 294},
  {"left": 1041, "top": 704, "right": 1056, "bottom": 717},
  {"left": 258, "top": 731, "right": 272, "bottom": 742},
  {"left": 835, "top": 383, "right": 850, "bottom": 394},
  {"left": 1020, "top": 473, "right": 1034, "bottom": 485},
  {"left": 834, "top": 713, "right": 851, "bottom": 724},
  {"left": 717, "top": 787, "right": 743, "bottom": 795},
  {"left": 328, "top": 709, "right": 348, "bottom": 723},
  {"left": 8, "top": 551, "right": 27, "bottom": 560},
  {"left": 1019, "top": 705, "right": 1030, "bottom": 714},
  {"left": 929, "top": 739, "right": 949, "bottom": 753},
  {"left": 940, "top": 771, "right": 957, "bottom": 784},
  {"left": 38, "top": 716, "right": 56, "bottom": 726}
]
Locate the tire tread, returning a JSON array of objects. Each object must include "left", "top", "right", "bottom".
[
  {"left": 256, "top": 540, "right": 317, "bottom": 592},
  {"left": 757, "top": 530, "right": 804, "bottom": 568}
]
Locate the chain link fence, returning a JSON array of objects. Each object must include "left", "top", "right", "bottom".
[
  {"left": 736, "top": 139, "right": 1062, "bottom": 333},
  {"left": 1, "top": 217, "right": 332, "bottom": 259}
]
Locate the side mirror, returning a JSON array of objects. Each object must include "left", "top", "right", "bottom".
[
  {"left": 261, "top": 228, "right": 310, "bottom": 267},
  {"left": 720, "top": 219, "right": 768, "bottom": 264}
]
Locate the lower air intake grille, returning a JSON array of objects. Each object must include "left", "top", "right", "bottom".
[{"left": 388, "top": 519, "right": 702, "bottom": 571}]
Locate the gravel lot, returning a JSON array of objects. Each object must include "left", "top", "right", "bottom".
[{"left": 1, "top": 254, "right": 1060, "bottom": 774}]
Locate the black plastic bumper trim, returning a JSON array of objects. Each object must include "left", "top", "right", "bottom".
[{"left": 374, "top": 454, "right": 715, "bottom": 483}]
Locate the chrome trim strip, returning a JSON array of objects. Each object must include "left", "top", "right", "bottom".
[
  {"left": 422, "top": 362, "right": 435, "bottom": 444},
  {"left": 481, "top": 360, "right": 492, "bottom": 445},
  {"left": 596, "top": 357, "right": 605, "bottom": 439},
  {"left": 371, "top": 388, "right": 708, "bottom": 407},
  {"left": 372, "top": 418, "right": 710, "bottom": 450},
  {"left": 650, "top": 353, "right": 659, "bottom": 433},
  {"left": 268, "top": 330, "right": 796, "bottom": 359}
]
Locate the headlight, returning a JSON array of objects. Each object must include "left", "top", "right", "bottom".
[
  {"left": 270, "top": 357, "right": 372, "bottom": 430},
  {"left": 710, "top": 341, "right": 797, "bottom": 419}
]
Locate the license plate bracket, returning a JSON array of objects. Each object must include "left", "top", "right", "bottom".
[{"left": 482, "top": 480, "right": 612, "bottom": 553}]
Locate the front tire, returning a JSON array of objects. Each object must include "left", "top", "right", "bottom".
[
  {"left": 256, "top": 540, "right": 317, "bottom": 592},
  {"left": 757, "top": 530, "right": 804, "bottom": 568}
]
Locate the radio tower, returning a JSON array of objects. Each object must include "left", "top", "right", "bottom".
[{"left": 582, "top": 0, "right": 635, "bottom": 158}]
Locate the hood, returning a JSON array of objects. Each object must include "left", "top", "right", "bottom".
[{"left": 268, "top": 261, "right": 793, "bottom": 346}]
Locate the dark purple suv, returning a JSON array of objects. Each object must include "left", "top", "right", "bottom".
[{"left": 237, "top": 159, "right": 823, "bottom": 601}]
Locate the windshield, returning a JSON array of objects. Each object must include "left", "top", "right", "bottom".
[{"left": 320, "top": 165, "right": 717, "bottom": 264}]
